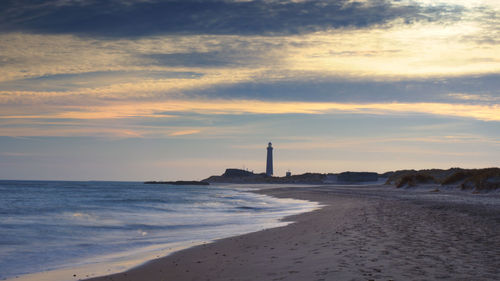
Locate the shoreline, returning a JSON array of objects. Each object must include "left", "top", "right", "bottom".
[
  {"left": 3, "top": 184, "right": 320, "bottom": 281},
  {"left": 83, "top": 184, "right": 500, "bottom": 281},
  {"left": 7, "top": 184, "right": 500, "bottom": 281}
]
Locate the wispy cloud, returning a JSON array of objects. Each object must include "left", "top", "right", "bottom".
[
  {"left": 2, "top": 100, "right": 499, "bottom": 121},
  {"left": 448, "top": 93, "right": 500, "bottom": 102},
  {"left": 267, "top": 135, "right": 500, "bottom": 151},
  {"left": 0, "top": 100, "right": 498, "bottom": 137},
  {"left": 169, "top": 129, "right": 201, "bottom": 136}
]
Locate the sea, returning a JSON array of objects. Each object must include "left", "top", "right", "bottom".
[{"left": 0, "top": 181, "right": 319, "bottom": 280}]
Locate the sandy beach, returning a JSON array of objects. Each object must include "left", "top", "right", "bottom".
[{"left": 85, "top": 184, "right": 500, "bottom": 281}]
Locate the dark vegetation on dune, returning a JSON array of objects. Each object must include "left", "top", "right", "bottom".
[
  {"left": 386, "top": 168, "right": 500, "bottom": 191},
  {"left": 204, "top": 170, "right": 327, "bottom": 184},
  {"left": 203, "top": 169, "right": 379, "bottom": 184}
]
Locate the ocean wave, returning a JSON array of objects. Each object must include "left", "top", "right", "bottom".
[{"left": 0, "top": 181, "right": 319, "bottom": 280}]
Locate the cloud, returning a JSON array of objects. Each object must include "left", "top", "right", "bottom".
[
  {"left": 1, "top": 99, "right": 499, "bottom": 122},
  {"left": 1, "top": 97, "right": 498, "bottom": 138},
  {"left": 1, "top": 14, "right": 499, "bottom": 89},
  {"left": 1, "top": 28, "right": 498, "bottom": 109},
  {"left": 142, "top": 50, "right": 268, "bottom": 68},
  {"left": 231, "top": 135, "right": 500, "bottom": 151},
  {"left": 0, "top": 2, "right": 498, "bottom": 141},
  {"left": 169, "top": 129, "right": 201, "bottom": 136},
  {"left": 195, "top": 74, "right": 500, "bottom": 104},
  {"left": 0, "top": 152, "right": 46, "bottom": 157},
  {"left": 0, "top": 0, "right": 464, "bottom": 37},
  {"left": 0, "top": 70, "right": 203, "bottom": 92},
  {"left": 448, "top": 93, "right": 500, "bottom": 102},
  {"left": 144, "top": 52, "right": 235, "bottom": 67},
  {"left": 0, "top": 126, "right": 146, "bottom": 138}
]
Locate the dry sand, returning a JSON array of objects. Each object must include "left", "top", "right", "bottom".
[{"left": 85, "top": 185, "right": 500, "bottom": 281}]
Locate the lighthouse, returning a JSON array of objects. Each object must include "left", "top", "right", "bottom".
[{"left": 266, "top": 142, "right": 273, "bottom": 176}]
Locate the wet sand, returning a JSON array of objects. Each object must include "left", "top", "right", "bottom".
[{"left": 85, "top": 185, "right": 500, "bottom": 281}]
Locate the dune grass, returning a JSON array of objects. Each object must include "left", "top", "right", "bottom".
[{"left": 386, "top": 168, "right": 500, "bottom": 191}]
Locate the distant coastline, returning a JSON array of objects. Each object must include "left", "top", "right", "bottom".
[
  {"left": 147, "top": 167, "right": 499, "bottom": 192},
  {"left": 202, "top": 169, "right": 382, "bottom": 185},
  {"left": 144, "top": 180, "right": 209, "bottom": 185}
]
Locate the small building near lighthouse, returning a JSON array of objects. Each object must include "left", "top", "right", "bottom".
[{"left": 266, "top": 142, "right": 273, "bottom": 176}]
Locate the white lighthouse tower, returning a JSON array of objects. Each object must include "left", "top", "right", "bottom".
[{"left": 266, "top": 142, "right": 273, "bottom": 176}]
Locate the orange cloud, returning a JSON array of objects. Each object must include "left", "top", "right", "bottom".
[
  {"left": 1, "top": 100, "right": 499, "bottom": 122},
  {"left": 169, "top": 129, "right": 201, "bottom": 136}
]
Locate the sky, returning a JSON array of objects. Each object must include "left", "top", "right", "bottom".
[{"left": 0, "top": 0, "right": 499, "bottom": 181}]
